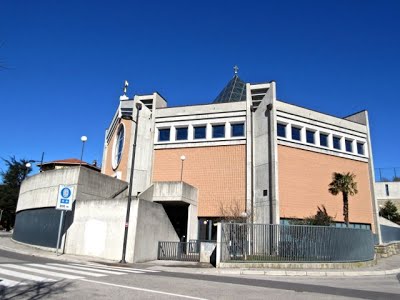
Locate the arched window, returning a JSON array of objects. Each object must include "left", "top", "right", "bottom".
[{"left": 113, "top": 124, "right": 125, "bottom": 169}]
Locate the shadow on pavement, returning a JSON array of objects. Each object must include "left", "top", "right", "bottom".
[{"left": 0, "top": 280, "right": 72, "bottom": 300}]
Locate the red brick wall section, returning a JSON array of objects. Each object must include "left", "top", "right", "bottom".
[
  {"left": 278, "top": 145, "right": 374, "bottom": 229},
  {"left": 152, "top": 145, "right": 246, "bottom": 217}
]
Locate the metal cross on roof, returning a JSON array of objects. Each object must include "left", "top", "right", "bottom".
[{"left": 233, "top": 65, "right": 239, "bottom": 75}]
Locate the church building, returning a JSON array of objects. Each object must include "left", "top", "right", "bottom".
[{"left": 101, "top": 69, "right": 380, "bottom": 242}]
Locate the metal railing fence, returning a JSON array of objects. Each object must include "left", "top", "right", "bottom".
[
  {"left": 158, "top": 241, "right": 200, "bottom": 261},
  {"left": 220, "top": 223, "right": 375, "bottom": 263},
  {"left": 375, "top": 167, "right": 400, "bottom": 182}
]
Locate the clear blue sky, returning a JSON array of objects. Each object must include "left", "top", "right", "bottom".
[{"left": 1, "top": 0, "right": 399, "bottom": 178}]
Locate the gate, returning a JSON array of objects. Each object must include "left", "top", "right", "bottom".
[{"left": 158, "top": 241, "right": 200, "bottom": 262}]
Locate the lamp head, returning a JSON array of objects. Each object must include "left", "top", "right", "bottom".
[
  {"left": 180, "top": 155, "right": 186, "bottom": 161},
  {"left": 136, "top": 102, "right": 143, "bottom": 110},
  {"left": 240, "top": 211, "right": 248, "bottom": 218},
  {"left": 25, "top": 162, "right": 32, "bottom": 168},
  {"left": 81, "top": 136, "right": 88, "bottom": 142}
]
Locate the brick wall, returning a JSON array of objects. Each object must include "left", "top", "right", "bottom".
[
  {"left": 152, "top": 145, "right": 246, "bottom": 217},
  {"left": 278, "top": 145, "right": 374, "bottom": 228}
]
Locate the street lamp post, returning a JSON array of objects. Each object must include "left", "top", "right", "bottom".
[
  {"left": 80, "top": 136, "right": 88, "bottom": 166},
  {"left": 120, "top": 102, "right": 142, "bottom": 264},
  {"left": 180, "top": 155, "right": 186, "bottom": 182},
  {"left": 24, "top": 152, "right": 45, "bottom": 173}
]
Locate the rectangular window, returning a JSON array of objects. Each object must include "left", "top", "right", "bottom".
[
  {"left": 386, "top": 184, "right": 390, "bottom": 196},
  {"left": 194, "top": 126, "right": 206, "bottom": 139},
  {"left": 333, "top": 136, "right": 341, "bottom": 150},
  {"left": 357, "top": 142, "right": 364, "bottom": 155},
  {"left": 158, "top": 128, "right": 170, "bottom": 142},
  {"left": 176, "top": 127, "right": 188, "bottom": 140},
  {"left": 291, "top": 127, "right": 301, "bottom": 141},
  {"left": 277, "top": 123, "right": 286, "bottom": 138},
  {"left": 320, "top": 133, "right": 328, "bottom": 147},
  {"left": 345, "top": 139, "right": 353, "bottom": 152},
  {"left": 231, "top": 123, "right": 245, "bottom": 137},
  {"left": 212, "top": 124, "right": 225, "bottom": 138},
  {"left": 306, "top": 130, "right": 315, "bottom": 144}
]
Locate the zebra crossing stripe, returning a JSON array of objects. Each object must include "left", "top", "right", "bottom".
[
  {"left": 0, "top": 278, "right": 27, "bottom": 287},
  {"left": 70, "top": 263, "right": 149, "bottom": 274},
  {"left": 77, "top": 263, "right": 160, "bottom": 273},
  {"left": 0, "top": 268, "right": 56, "bottom": 282},
  {"left": 48, "top": 263, "right": 126, "bottom": 275},
  {"left": 27, "top": 264, "right": 106, "bottom": 277},
  {"left": 2, "top": 264, "right": 83, "bottom": 280}
]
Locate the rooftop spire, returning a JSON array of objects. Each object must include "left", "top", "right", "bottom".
[{"left": 212, "top": 68, "right": 246, "bottom": 104}]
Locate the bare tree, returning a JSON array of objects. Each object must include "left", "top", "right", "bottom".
[{"left": 218, "top": 198, "right": 251, "bottom": 223}]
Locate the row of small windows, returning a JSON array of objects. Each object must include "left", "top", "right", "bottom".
[
  {"left": 277, "top": 123, "right": 365, "bottom": 156},
  {"left": 158, "top": 123, "right": 245, "bottom": 142}
]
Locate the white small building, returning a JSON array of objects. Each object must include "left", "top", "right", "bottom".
[{"left": 375, "top": 181, "right": 400, "bottom": 210}]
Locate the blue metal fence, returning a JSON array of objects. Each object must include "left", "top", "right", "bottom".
[
  {"left": 381, "top": 225, "right": 400, "bottom": 243},
  {"left": 220, "top": 223, "right": 375, "bottom": 263}
]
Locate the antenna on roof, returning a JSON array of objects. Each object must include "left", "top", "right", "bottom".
[{"left": 233, "top": 65, "right": 239, "bottom": 76}]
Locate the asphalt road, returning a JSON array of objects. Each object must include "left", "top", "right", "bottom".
[{"left": 0, "top": 249, "right": 399, "bottom": 299}]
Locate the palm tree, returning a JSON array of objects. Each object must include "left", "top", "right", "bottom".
[{"left": 328, "top": 172, "right": 358, "bottom": 227}]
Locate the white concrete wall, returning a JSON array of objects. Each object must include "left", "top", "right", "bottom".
[
  {"left": 376, "top": 182, "right": 400, "bottom": 200},
  {"left": 276, "top": 101, "right": 367, "bottom": 134},
  {"left": 17, "top": 168, "right": 80, "bottom": 212},
  {"left": 139, "top": 182, "right": 199, "bottom": 242},
  {"left": 17, "top": 167, "right": 128, "bottom": 212},
  {"left": 155, "top": 101, "right": 246, "bottom": 119},
  {"left": 187, "top": 204, "right": 198, "bottom": 241},
  {"left": 376, "top": 182, "right": 400, "bottom": 212},
  {"left": 132, "top": 199, "right": 179, "bottom": 262},
  {"left": 253, "top": 83, "right": 279, "bottom": 224},
  {"left": 65, "top": 198, "right": 179, "bottom": 262},
  {"left": 125, "top": 99, "right": 155, "bottom": 196},
  {"left": 64, "top": 198, "right": 132, "bottom": 261}
]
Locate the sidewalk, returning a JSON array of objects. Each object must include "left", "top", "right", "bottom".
[
  {"left": 0, "top": 233, "right": 116, "bottom": 265},
  {"left": 1, "top": 234, "right": 399, "bottom": 277}
]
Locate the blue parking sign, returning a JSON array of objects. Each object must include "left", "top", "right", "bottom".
[{"left": 56, "top": 185, "right": 74, "bottom": 211}]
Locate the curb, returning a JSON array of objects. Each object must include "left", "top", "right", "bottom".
[
  {"left": 1, "top": 237, "right": 400, "bottom": 277},
  {"left": 215, "top": 268, "right": 400, "bottom": 277}
]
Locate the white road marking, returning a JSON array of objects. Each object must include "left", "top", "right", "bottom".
[
  {"left": 48, "top": 263, "right": 126, "bottom": 275},
  {"left": 0, "top": 278, "right": 27, "bottom": 287},
  {"left": 2, "top": 264, "right": 83, "bottom": 280},
  {"left": 71, "top": 263, "right": 145, "bottom": 273},
  {"left": 73, "top": 263, "right": 158, "bottom": 273},
  {"left": 0, "top": 268, "right": 55, "bottom": 282},
  {"left": 27, "top": 264, "right": 106, "bottom": 277},
  {"left": 80, "top": 279, "right": 209, "bottom": 300}
]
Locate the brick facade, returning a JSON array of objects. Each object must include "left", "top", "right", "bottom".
[
  {"left": 278, "top": 145, "right": 374, "bottom": 227},
  {"left": 152, "top": 145, "right": 246, "bottom": 217}
]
